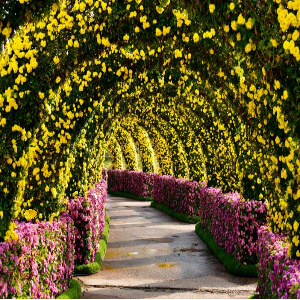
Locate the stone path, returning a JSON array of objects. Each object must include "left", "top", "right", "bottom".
[{"left": 77, "top": 195, "right": 257, "bottom": 299}]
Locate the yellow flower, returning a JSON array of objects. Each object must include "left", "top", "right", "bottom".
[
  {"left": 53, "top": 56, "right": 60, "bottom": 64},
  {"left": 156, "top": 6, "right": 164, "bottom": 14},
  {"left": 51, "top": 187, "right": 57, "bottom": 197},
  {"left": 193, "top": 33, "right": 199, "bottom": 43},
  {"left": 123, "top": 34, "right": 129, "bottom": 41},
  {"left": 270, "top": 39, "right": 278, "bottom": 48},
  {"left": 245, "top": 43, "right": 252, "bottom": 53},
  {"left": 231, "top": 20, "right": 237, "bottom": 31},
  {"left": 162, "top": 26, "right": 170, "bottom": 36},
  {"left": 274, "top": 79, "right": 281, "bottom": 90},
  {"left": 283, "top": 90, "right": 288, "bottom": 99},
  {"left": 39, "top": 92, "right": 45, "bottom": 99},
  {"left": 292, "top": 30, "right": 299, "bottom": 41},
  {"left": 281, "top": 168, "right": 287, "bottom": 179},
  {"left": 294, "top": 221, "right": 299, "bottom": 232},
  {"left": 79, "top": 2, "right": 86, "bottom": 12},
  {"left": 224, "top": 25, "right": 230, "bottom": 32},
  {"left": 156, "top": 28, "right": 162, "bottom": 36},
  {"left": 24, "top": 209, "right": 37, "bottom": 221},
  {"left": 229, "top": 2, "right": 235, "bottom": 10},
  {"left": 237, "top": 14, "right": 245, "bottom": 25},
  {"left": 2, "top": 26, "right": 12, "bottom": 38},
  {"left": 246, "top": 18, "right": 254, "bottom": 29},
  {"left": 209, "top": 4, "right": 215, "bottom": 13}
]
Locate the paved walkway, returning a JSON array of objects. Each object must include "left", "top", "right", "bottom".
[{"left": 78, "top": 195, "right": 257, "bottom": 299}]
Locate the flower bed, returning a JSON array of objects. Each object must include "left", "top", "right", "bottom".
[
  {"left": 0, "top": 216, "right": 75, "bottom": 299},
  {"left": 107, "top": 169, "right": 153, "bottom": 199},
  {"left": 74, "top": 215, "right": 110, "bottom": 275},
  {"left": 107, "top": 169, "right": 267, "bottom": 264},
  {"left": 197, "top": 188, "right": 267, "bottom": 264},
  {"left": 0, "top": 180, "right": 108, "bottom": 298},
  {"left": 152, "top": 175, "right": 201, "bottom": 217},
  {"left": 67, "top": 180, "right": 107, "bottom": 265},
  {"left": 152, "top": 173, "right": 267, "bottom": 264},
  {"left": 256, "top": 226, "right": 300, "bottom": 298}
]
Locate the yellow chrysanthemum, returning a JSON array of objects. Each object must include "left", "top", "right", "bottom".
[{"left": 24, "top": 209, "right": 37, "bottom": 221}]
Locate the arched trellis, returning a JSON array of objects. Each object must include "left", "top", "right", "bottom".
[
  {"left": 147, "top": 127, "right": 174, "bottom": 175},
  {"left": 120, "top": 117, "right": 155, "bottom": 173},
  {"left": 138, "top": 114, "right": 189, "bottom": 179},
  {"left": 1, "top": 0, "right": 300, "bottom": 257},
  {"left": 105, "top": 115, "right": 173, "bottom": 175},
  {"left": 132, "top": 100, "right": 207, "bottom": 182},
  {"left": 135, "top": 121, "right": 173, "bottom": 176},
  {"left": 106, "top": 112, "right": 189, "bottom": 178},
  {"left": 113, "top": 126, "right": 138, "bottom": 171},
  {"left": 169, "top": 102, "right": 238, "bottom": 191},
  {"left": 106, "top": 136, "right": 124, "bottom": 170},
  {"left": 112, "top": 90, "right": 239, "bottom": 188},
  {"left": 115, "top": 96, "right": 234, "bottom": 186}
]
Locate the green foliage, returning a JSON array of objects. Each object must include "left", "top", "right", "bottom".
[
  {"left": 1, "top": 0, "right": 300, "bottom": 257},
  {"left": 0, "top": 0, "right": 59, "bottom": 46},
  {"left": 151, "top": 201, "right": 200, "bottom": 224},
  {"left": 56, "top": 279, "right": 81, "bottom": 299},
  {"left": 108, "top": 190, "right": 153, "bottom": 202},
  {"left": 103, "top": 156, "right": 112, "bottom": 169}
]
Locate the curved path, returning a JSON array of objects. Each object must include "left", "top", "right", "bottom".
[{"left": 78, "top": 195, "right": 257, "bottom": 299}]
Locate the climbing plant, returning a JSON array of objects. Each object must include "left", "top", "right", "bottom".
[
  {"left": 120, "top": 117, "right": 155, "bottom": 173},
  {"left": 1, "top": 0, "right": 300, "bottom": 259}
]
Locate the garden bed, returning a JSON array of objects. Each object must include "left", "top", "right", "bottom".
[
  {"left": 195, "top": 223, "right": 257, "bottom": 277},
  {"left": 74, "top": 215, "right": 110, "bottom": 275},
  {"left": 256, "top": 226, "right": 300, "bottom": 298},
  {"left": 0, "top": 181, "right": 108, "bottom": 298},
  {"left": 107, "top": 169, "right": 153, "bottom": 199}
]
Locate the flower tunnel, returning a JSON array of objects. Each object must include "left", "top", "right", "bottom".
[{"left": 1, "top": 0, "right": 300, "bottom": 266}]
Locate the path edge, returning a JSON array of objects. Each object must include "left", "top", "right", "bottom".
[
  {"left": 108, "top": 190, "right": 153, "bottom": 201},
  {"left": 56, "top": 278, "right": 81, "bottom": 299},
  {"left": 150, "top": 201, "right": 200, "bottom": 224},
  {"left": 195, "top": 222, "right": 258, "bottom": 278},
  {"left": 73, "top": 215, "right": 110, "bottom": 275}
]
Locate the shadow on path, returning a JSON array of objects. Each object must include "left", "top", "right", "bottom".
[{"left": 78, "top": 195, "right": 257, "bottom": 299}]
